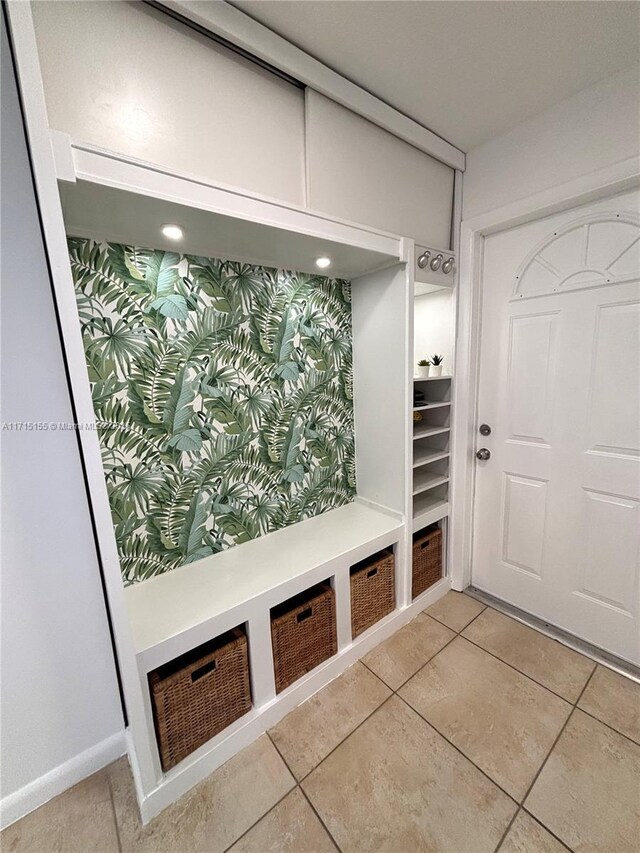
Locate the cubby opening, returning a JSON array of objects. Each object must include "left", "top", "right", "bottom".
[
  {"left": 349, "top": 547, "right": 396, "bottom": 638},
  {"left": 271, "top": 581, "right": 337, "bottom": 694},
  {"left": 412, "top": 523, "right": 443, "bottom": 599},
  {"left": 148, "top": 625, "right": 251, "bottom": 772}
]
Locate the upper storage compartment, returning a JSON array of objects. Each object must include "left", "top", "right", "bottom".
[
  {"left": 306, "top": 92, "right": 455, "bottom": 248},
  {"left": 32, "top": 2, "right": 456, "bottom": 243},
  {"left": 31, "top": 0, "right": 306, "bottom": 205}
]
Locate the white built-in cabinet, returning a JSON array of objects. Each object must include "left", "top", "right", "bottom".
[
  {"left": 305, "top": 92, "right": 455, "bottom": 247},
  {"left": 30, "top": 1, "right": 455, "bottom": 247},
  {"left": 10, "top": 0, "right": 462, "bottom": 826},
  {"left": 30, "top": 0, "right": 307, "bottom": 205}
]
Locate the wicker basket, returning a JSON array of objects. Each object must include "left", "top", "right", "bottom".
[
  {"left": 271, "top": 582, "right": 337, "bottom": 694},
  {"left": 412, "top": 525, "right": 443, "bottom": 598},
  {"left": 149, "top": 627, "right": 251, "bottom": 772},
  {"left": 350, "top": 548, "right": 395, "bottom": 637}
]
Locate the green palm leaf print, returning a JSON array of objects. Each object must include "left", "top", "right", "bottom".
[{"left": 70, "top": 238, "right": 356, "bottom": 585}]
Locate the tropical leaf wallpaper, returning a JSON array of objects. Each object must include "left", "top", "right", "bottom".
[{"left": 69, "top": 238, "right": 356, "bottom": 585}]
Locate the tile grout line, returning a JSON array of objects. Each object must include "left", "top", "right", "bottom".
[
  {"left": 265, "top": 731, "right": 343, "bottom": 853},
  {"left": 219, "top": 776, "right": 296, "bottom": 853},
  {"left": 518, "top": 806, "right": 573, "bottom": 852},
  {"left": 573, "top": 703, "right": 640, "bottom": 749},
  {"left": 390, "top": 633, "right": 598, "bottom": 827},
  {"left": 512, "top": 664, "right": 600, "bottom": 846},
  {"left": 269, "top": 647, "right": 525, "bottom": 853},
  {"left": 296, "top": 692, "right": 397, "bottom": 785},
  {"left": 388, "top": 630, "right": 460, "bottom": 692},
  {"left": 360, "top": 628, "right": 459, "bottom": 694},
  {"left": 297, "top": 783, "right": 342, "bottom": 853},
  {"left": 447, "top": 614, "right": 640, "bottom": 748},
  {"left": 425, "top": 602, "right": 488, "bottom": 635},
  {"left": 357, "top": 599, "right": 490, "bottom": 695},
  {"left": 372, "top": 604, "right": 505, "bottom": 698},
  {"left": 456, "top": 603, "right": 597, "bottom": 705},
  {"left": 459, "top": 633, "right": 589, "bottom": 706},
  {"left": 393, "top": 691, "right": 520, "bottom": 807},
  {"left": 105, "top": 767, "right": 123, "bottom": 853},
  {"left": 493, "top": 806, "right": 573, "bottom": 853},
  {"left": 275, "top": 602, "right": 516, "bottom": 815},
  {"left": 492, "top": 806, "right": 521, "bottom": 853}
]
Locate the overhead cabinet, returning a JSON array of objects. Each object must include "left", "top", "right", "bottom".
[
  {"left": 31, "top": 3, "right": 455, "bottom": 247},
  {"left": 31, "top": 0, "right": 307, "bottom": 205},
  {"left": 306, "top": 91, "right": 455, "bottom": 248}
]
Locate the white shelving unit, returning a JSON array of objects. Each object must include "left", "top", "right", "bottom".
[
  {"left": 39, "top": 136, "right": 451, "bottom": 820},
  {"left": 413, "top": 472, "right": 449, "bottom": 496},
  {"left": 8, "top": 2, "right": 456, "bottom": 820},
  {"left": 412, "top": 375, "right": 452, "bottom": 532},
  {"left": 412, "top": 448, "right": 450, "bottom": 467},
  {"left": 412, "top": 492, "right": 450, "bottom": 533},
  {"left": 127, "top": 502, "right": 403, "bottom": 672},
  {"left": 413, "top": 401, "right": 451, "bottom": 412},
  {"left": 412, "top": 376, "right": 452, "bottom": 532},
  {"left": 8, "top": 1, "right": 459, "bottom": 823},
  {"left": 413, "top": 424, "right": 450, "bottom": 441}
]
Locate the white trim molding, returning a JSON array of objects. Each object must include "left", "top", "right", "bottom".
[
  {"left": 0, "top": 732, "right": 126, "bottom": 830},
  {"left": 449, "top": 155, "right": 640, "bottom": 593},
  {"left": 156, "top": 0, "right": 465, "bottom": 171}
]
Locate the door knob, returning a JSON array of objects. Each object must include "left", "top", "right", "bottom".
[{"left": 476, "top": 448, "right": 491, "bottom": 461}]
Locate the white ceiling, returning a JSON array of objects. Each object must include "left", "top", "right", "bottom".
[{"left": 231, "top": 0, "right": 640, "bottom": 152}]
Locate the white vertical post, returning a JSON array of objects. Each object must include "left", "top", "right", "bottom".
[
  {"left": 332, "top": 566, "right": 353, "bottom": 652},
  {"left": 246, "top": 609, "right": 276, "bottom": 707}
]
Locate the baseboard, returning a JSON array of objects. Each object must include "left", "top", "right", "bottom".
[{"left": 0, "top": 730, "right": 127, "bottom": 830}]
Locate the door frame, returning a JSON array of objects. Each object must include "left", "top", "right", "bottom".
[{"left": 449, "top": 155, "right": 640, "bottom": 592}]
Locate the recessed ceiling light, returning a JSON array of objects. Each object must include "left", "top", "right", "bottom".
[
  {"left": 161, "top": 224, "right": 184, "bottom": 240},
  {"left": 315, "top": 256, "right": 331, "bottom": 269}
]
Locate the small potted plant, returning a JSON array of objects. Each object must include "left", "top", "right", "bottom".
[
  {"left": 416, "top": 358, "right": 431, "bottom": 379},
  {"left": 430, "top": 354, "right": 444, "bottom": 377}
]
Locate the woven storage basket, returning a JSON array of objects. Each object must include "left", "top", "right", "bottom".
[
  {"left": 149, "top": 627, "right": 251, "bottom": 772},
  {"left": 271, "top": 582, "right": 337, "bottom": 694},
  {"left": 350, "top": 548, "right": 395, "bottom": 638},
  {"left": 412, "top": 525, "right": 443, "bottom": 598}
]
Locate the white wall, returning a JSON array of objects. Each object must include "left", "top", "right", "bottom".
[
  {"left": 0, "top": 14, "right": 124, "bottom": 827},
  {"left": 413, "top": 290, "right": 455, "bottom": 376},
  {"left": 463, "top": 65, "right": 640, "bottom": 219}
]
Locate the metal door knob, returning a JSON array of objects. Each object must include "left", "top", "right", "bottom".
[{"left": 476, "top": 448, "right": 491, "bottom": 461}]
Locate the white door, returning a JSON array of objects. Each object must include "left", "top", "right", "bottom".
[{"left": 472, "top": 189, "right": 640, "bottom": 665}]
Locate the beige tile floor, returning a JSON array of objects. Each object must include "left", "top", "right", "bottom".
[{"left": 4, "top": 592, "right": 640, "bottom": 853}]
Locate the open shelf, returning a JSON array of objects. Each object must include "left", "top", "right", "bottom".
[
  {"left": 412, "top": 472, "right": 449, "bottom": 496},
  {"left": 125, "top": 500, "right": 403, "bottom": 667},
  {"left": 413, "top": 401, "right": 451, "bottom": 412},
  {"left": 413, "top": 449, "right": 450, "bottom": 468},
  {"left": 413, "top": 425, "right": 450, "bottom": 441},
  {"left": 413, "top": 375, "right": 453, "bottom": 382},
  {"left": 412, "top": 494, "right": 449, "bottom": 533}
]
